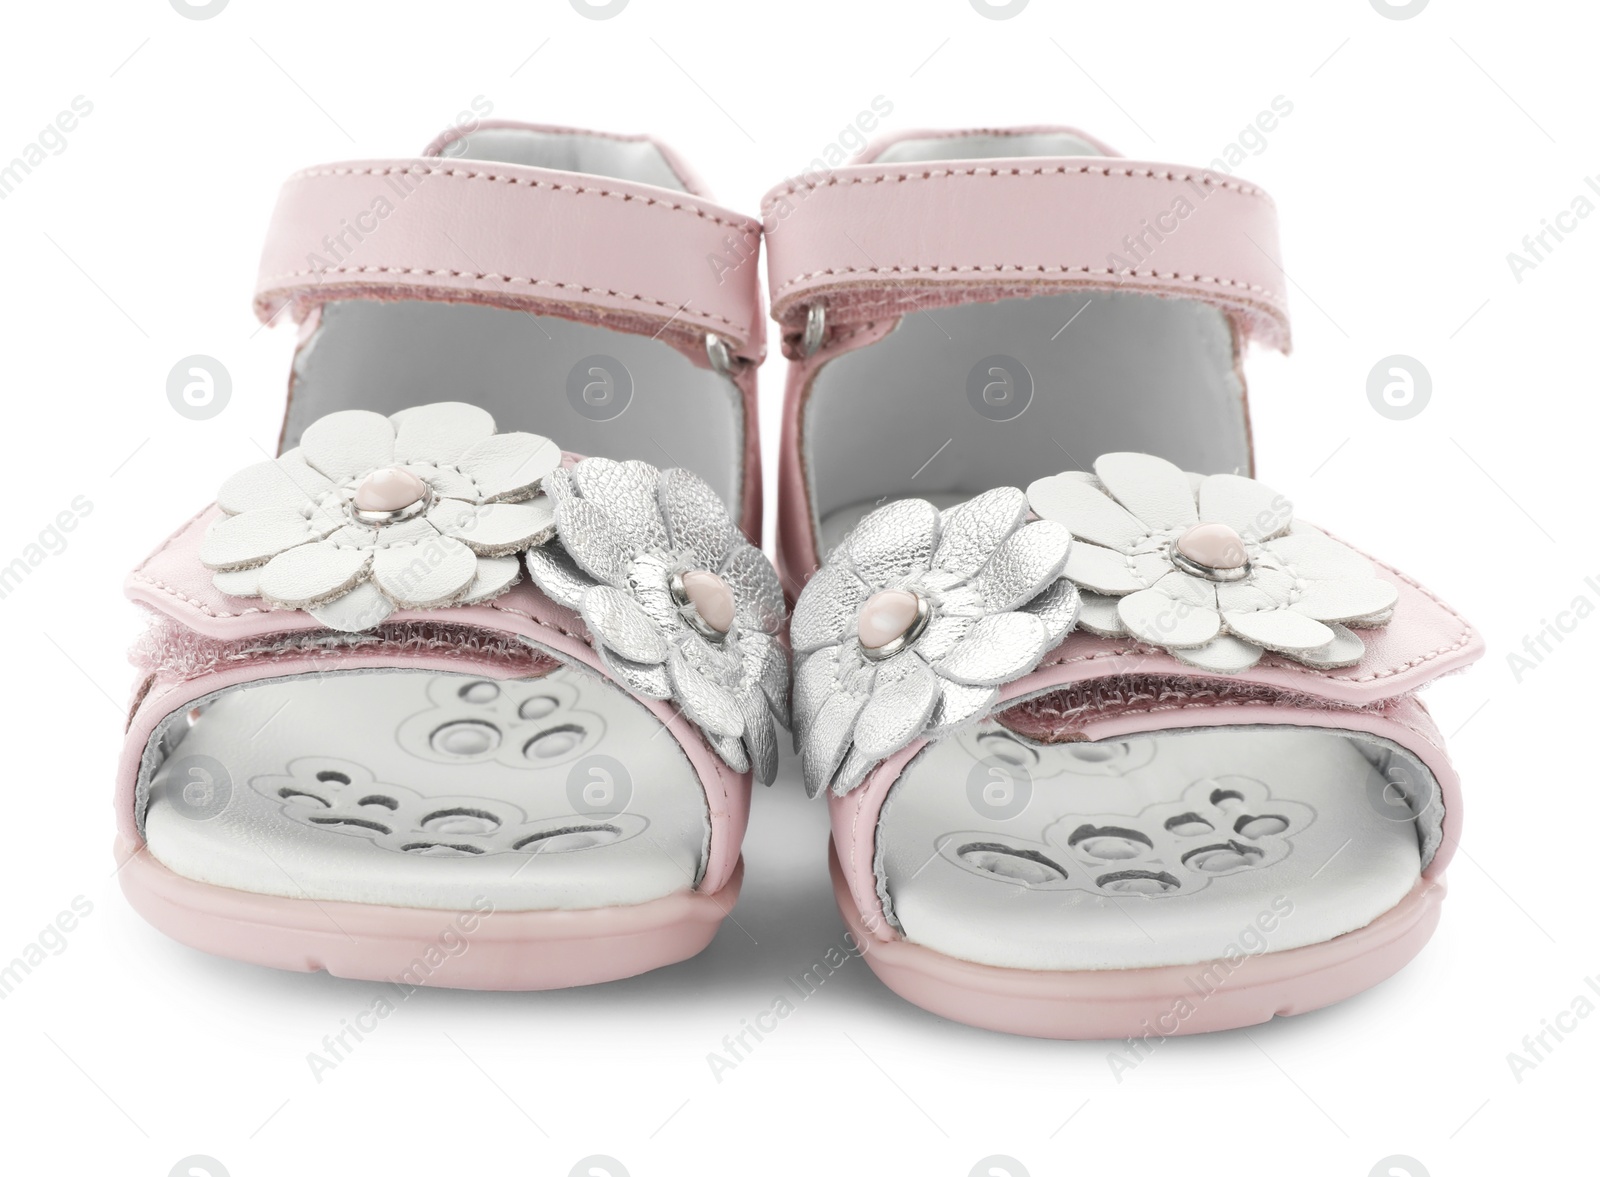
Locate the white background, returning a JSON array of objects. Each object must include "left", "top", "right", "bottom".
[{"left": 0, "top": 1, "right": 1592, "bottom": 1174}]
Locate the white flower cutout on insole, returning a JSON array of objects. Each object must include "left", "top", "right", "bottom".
[
  {"left": 199, "top": 402, "right": 561, "bottom": 632},
  {"left": 1027, "top": 453, "right": 1398, "bottom": 674},
  {"left": 394, "top": 675, "right": 608, "bottom": 771},
  {"left": 251, "top": 756, "right": 648, "bottom": 858},
  {"left": 789, "top": 488, "right": 1079, "bottom": 799},
  {"left": 940, "top": 773, "right": 1314, "bottom": 898},
  {"left": 522, "top": 458, "right": 791, "bottom": 785}
]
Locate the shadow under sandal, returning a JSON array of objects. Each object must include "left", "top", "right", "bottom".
[
  {"left": 789, "top": 453, "right": 1482, "bottom": 1038},
  {"left": 115, "top": 123, "right": 785, "bottom": 990}
]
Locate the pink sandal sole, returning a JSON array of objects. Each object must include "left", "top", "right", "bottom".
[
  {"left": 119, "top": 835, "right": 742, "bottom": 991},
  {"left": 832, "top": 846, "right": 1443, "bottom": 1039}
]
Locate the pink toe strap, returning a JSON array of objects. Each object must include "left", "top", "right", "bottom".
[
  {"left": 118, "top": 507, "right": 751, "bottom": 894},
  {"left": 762, "top": 126, "right": 1289, "bottom": 357},
  {"left": 255, "top": 125, "right": 765, "bottom": 364}
]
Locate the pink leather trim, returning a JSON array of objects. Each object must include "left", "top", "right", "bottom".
[
  {"left": 761, "top": 155, "right": 1289, "bottom": 356},
  {"left": 119, "top": 507, "right": 750, "bottom": 895},
  {"left": 729, "top": 358, "right": 764, "bottom": 544},
  {"left": 833, "top": 846, "right": 1445, "bottom": 1039},
  {"left": 775, "top": 346, "right": 826, "bottom": 596},
  {"left": 255, "top": 157, "right": 765, "bottom": 361},
  {"left": 776, "top": 337, "right": 898, "bottom": 594},
  {"left": 119, "top": 835, "right": 741, "bottom": 990}
]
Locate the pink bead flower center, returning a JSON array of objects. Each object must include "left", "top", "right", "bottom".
[
  {"left": 1175, "top": 522, "right": 1249, "bottom": 572},
  {"left": 680, "top": 569, "right": 735, "bottom": 634},
  {"left": 354, "top": 467, "right": 428, "bottom": 514},
  {"left": 857, "top": 589, "right": 922, "bottom": 651}
]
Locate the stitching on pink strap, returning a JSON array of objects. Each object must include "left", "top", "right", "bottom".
[
  {"left": 131, "top": 572, "right": 266, "bottom": 620},
  {"left": 760, "top": 163, "right": 1274, "bottom": 215},
  {"left": 259, "top": 267, "right": 748, "bottom": 337},
  {"left": 770, "top": 263, "right": 1281, "bottom": 303},
  {"left": 289, "top": 165, "right": 759, "bottom": 235}
]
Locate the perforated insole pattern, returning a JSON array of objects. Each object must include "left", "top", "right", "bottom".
[
  {"left": 141, "top": 668, "right": 708, "bottom": 912},
  {"left": 875, "top": 725, "right": 1440, "bottom": 971}
]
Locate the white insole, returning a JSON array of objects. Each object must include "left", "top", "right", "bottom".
[
  {"left": 141, "top": 668, "right": 707, "bottom": 912},
  {"left": 877, "top": 725, "right": 1440, "bottom": 971}
]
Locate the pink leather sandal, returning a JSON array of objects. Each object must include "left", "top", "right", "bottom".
[
  {"left": 117, "top": 124, "right": 785, "bottom": 990},
  {"left": 772, "top": 128, "right": 1483, "bottom": 1037}
]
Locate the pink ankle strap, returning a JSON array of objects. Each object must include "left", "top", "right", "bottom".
[
  {"left": 255, "top": 148, "right": 765, "bottom": 363},
  {"left": 762, "top": 148, "right": 1290, "bottom": 356}
]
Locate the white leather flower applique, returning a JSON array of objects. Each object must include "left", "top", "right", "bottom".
[
  {"left": 200, "top": 402, "right": 560, "bottom": 632},
  {"left": 1028, "top": 453, "right": 1398, "bottom": 674}
]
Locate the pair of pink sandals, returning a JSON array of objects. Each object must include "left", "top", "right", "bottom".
[{"left": 118, "top": 121, "right": 1481, "bottom": 1039}]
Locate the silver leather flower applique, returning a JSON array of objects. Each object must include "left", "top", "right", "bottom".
[
  {"left": 524, "top": 459, "right": 790, "bottom": 784},
  {"left": 1028, "top": 452, "right": 1399, "bottom": 674},
  {"left": 790, "top": 488, "right": 1078, "bottom": 799},
  {"left": 200, "top": 402, "right": 560, "bottom": 632}
]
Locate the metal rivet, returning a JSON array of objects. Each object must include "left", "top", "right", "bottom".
[
  {"left": 706, "top": 333, "right": 740, "bottom": 377},
  {"left": 801, "top": 303, "right": 827, "bottom": 357}
]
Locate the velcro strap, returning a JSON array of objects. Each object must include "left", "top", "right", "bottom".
[
  {"left": 762, "top": 159, "right": 1290, "bottom": 353},
  {"left": 256, "top": 159, "right": 765, "bottom": 361}
]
